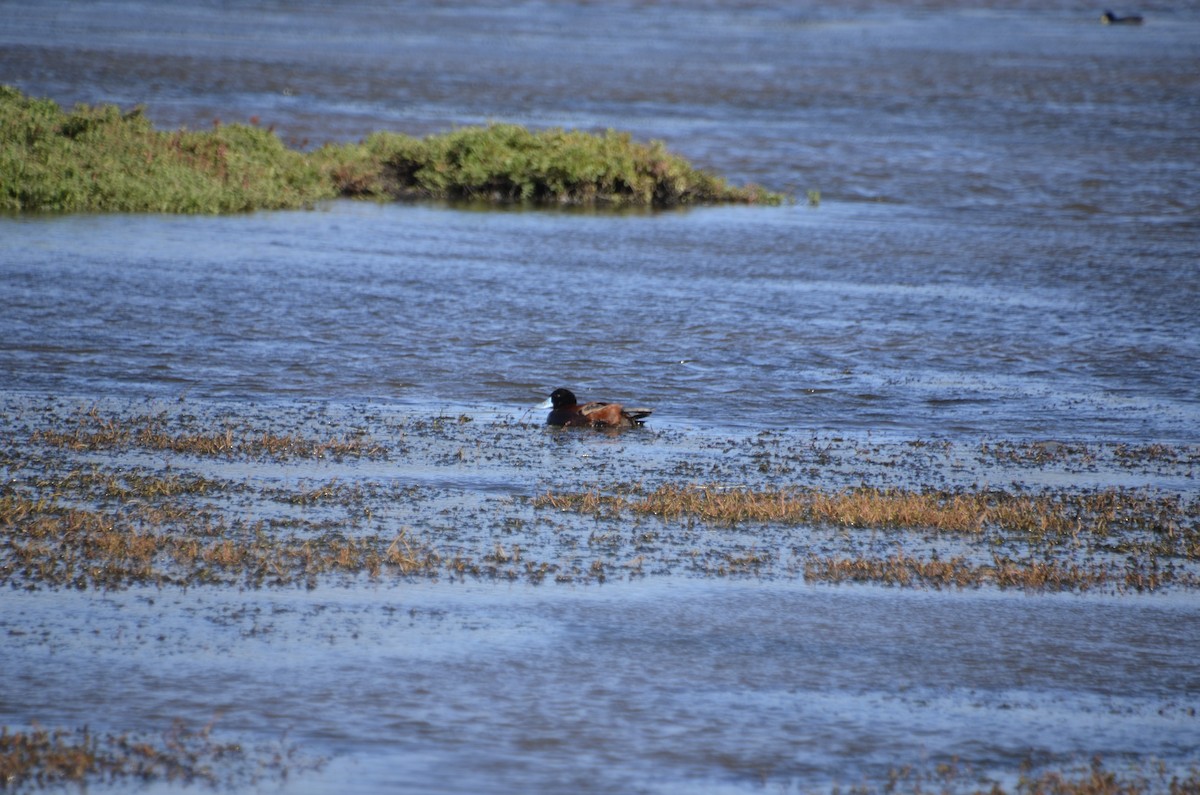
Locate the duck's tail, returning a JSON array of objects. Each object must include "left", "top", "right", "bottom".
[{"left": 624, "top": 408, "right": 653, "bottom": 424}]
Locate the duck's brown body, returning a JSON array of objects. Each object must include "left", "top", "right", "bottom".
[{"left": 541, "top": 388, "right": 652, "bottom": 429}]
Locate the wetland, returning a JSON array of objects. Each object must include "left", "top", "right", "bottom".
[
  {"left": 5, "top": 398, "right": 1196, "bottom": 593},
  {"left": 3, "top": 395, "right": 1198, "bottom": 793},
  {"left": 2, "top": 1, "right": 1199, "bottom": 792}
]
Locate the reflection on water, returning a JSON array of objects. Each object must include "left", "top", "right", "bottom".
[{"left": 2, "top": 1, "right": 1199, "bottom": 791}]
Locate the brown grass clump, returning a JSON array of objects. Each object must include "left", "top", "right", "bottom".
[
  {"left": 534, "top": 482, "right": 1199, "bottom": 592},
  {"left": 536, "top": 484, "right": 1194, "bottom": 540},
  {"left": 0, "top": 726, "right": 95, "bottom": 788},
  {"left": 803, "top": 554, "right": 1112, "bottom": 591},
  {"left": 1112, "top": 443, "right": 1200, "bottom": 466},
  {"left": 29, "top": 411, "right": 131, "bottom": 451},
  {"left": 980, "top": 440, "right": 1094, "bottom": 465},
  {"left": 29, "top": 408, "right": 386, "bottom": 460},
  {"left": 874, "top": 756, "right": 1200, "bottom": 795},
  {"left": 1, "top": 494, "right": 441, "bottom": 590},
  {"left": 0, "top": 721, "right": 319, "bottom": 790},
  {"left": 531, "top": 488, "right": 625, "bottom": 519},
  {"left": 384, "top": 529, "right": 434, "bottom": 574},
  {"left": 1015, "top": 762, "right": 1200, "bottom": 795},
  {"left": 136, "top": 424, "right": 385, "bottom": 460}
]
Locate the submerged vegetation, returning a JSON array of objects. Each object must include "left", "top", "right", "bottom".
[
  {"left": 877, "top": 758, "right": 1200, "bottom": 795},
  {"left": 0, "top": 721, "right": 319, "bottom": 791},
  {"left": 534, "top": 482, "right": 1192, "bottom": 537},
  {"left": 0, "top": 86, "right": 782, "bottom": 213},
  {"left": 3, "top": 722, "right": 1196, "bottom": 795},
  {"left": 534, "top": 482, "right": 1200, "bottom": 591},
  {"left": 3, "top": 402, "right": 1198, "bottom": 592},
  {"left": 4, "top": 400, "right": 1199, "bottom": 792}
]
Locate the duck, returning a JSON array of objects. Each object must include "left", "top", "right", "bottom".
[
  {"left": 1100, "top": 10, "right": 1143, "bottom": 24},
  {"left": 538, "top": 388, "right": 653, "bottom": 429}
]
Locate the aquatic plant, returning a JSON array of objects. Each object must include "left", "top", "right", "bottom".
[
  {"left": 29, "top": 407, "right": 386, "bottom": 460},
  {"left": 534, "top": 483, "right": 1193, "bottom": 539},
  {"left": 0, "top": 721, "right": 319, "bottom": 791},
  {"left": 0, "top": 86, "right": 327, "bottom": 213},
  {"left": 332, "top": 124, "right": 781, "bottom": 206},
  {"left": 1, "top": 488, "right": 445, "bottom": 589},
  {"left": 868, "top": 756, "right": 1200, "bottom": 795},
  {"left": 534, "top": 483, "right": 1200, "bottom": 592},
  {"left": 802, "top": 553, "right": 1116, "bottom": 591},
  {"left": 0, "top": 86, "right": 783, "bottom": 213},
  {"left": 6, "top": 404, "right": 1198, "bottom": 593}
]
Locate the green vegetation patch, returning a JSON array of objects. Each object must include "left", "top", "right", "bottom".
[
  {"left": 1, "top": 86, "right": 782, "bottom": 213},
  {"left": 0, "top": 86, "right": 328, "bottom": 213},
  {"left": 327, "top": 124, "right": 779, "bottom": 206}
]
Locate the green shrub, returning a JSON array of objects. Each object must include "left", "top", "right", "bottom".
[
  {"left": 1, "top": 86, "right": 782, "bottom": 213},
  {"left": 365, "top": 124, "right": 774, "bottom": 206},
  {"left": 1, "top": 85, "right": 334, "bottom": 213}
]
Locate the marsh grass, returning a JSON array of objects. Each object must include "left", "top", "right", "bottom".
[
  {"left": 980, "top": 439, "right": 1200, "bottom": 468},
  {"left": 534, "top": 483, "right": 1192, "bottom": 539},
  {"left": 0, "top": 721, "right": 319, "bottom": 791},
  {"left": 803, "top": 554, "right": 1114, "bottom": 591},
  {"left": 2, "top": 488, "right": 441, "bottom": 589},
  {"left": 8, "top": 406, "right": 1199, "bottom": 592},
  {"left": 30, "top": 407, "right": 385, "bottom": 460},
  {"left": 3, "top": 725, "right": 1191, "bottom": 795},
  {"left": 862, "top": 756, "right": 1200, "bottom": 795},
  {"left": 2, "top": 86, "right": 783, "bottom": 213},
  {"left": 535, "top": 483, "right": 1200, "bottom": 591},
  {"left": 3, "top": 408, "right": 456, "bottom": 589}
]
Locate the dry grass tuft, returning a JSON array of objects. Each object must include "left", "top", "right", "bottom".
[
  {"left": 1, "top": 494, "right": 442, "bottom": 590},
  {"left": 29, "top": 408, "right": 386, "bottom": 460},
  {"left": 803, "top": 554, "right": 1112, "bottom": 591},
  {"left": 537, "top": 483, "right": 1194, "bottom": 539},
  {"left": 872, "top": 756, "right": 1200, "bottom": 795},
  {"left": 0, "top": 721, "right": 319, "bottom": 790},
  {"left": 534, "top": 482, "right": 1199, "bottom": 592}
]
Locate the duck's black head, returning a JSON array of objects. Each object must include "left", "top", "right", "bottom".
[{"left": 548, "top": 388, "right": 577, "bottom": 408}]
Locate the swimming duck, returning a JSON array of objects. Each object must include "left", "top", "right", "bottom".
[
  {"left": 1100, "top": 10, "right": 1143, "bottom": 24},
  {"left": 538, "top": 388, "right": 652, "bottom": 429}
]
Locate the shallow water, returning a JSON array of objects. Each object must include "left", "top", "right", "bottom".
[
  {"left": 5, "top": 582, "right": 1199, "bottom": 794},
  {"left": 3, "top": 1, "right": 1200, "bottom": 441},
  {"left": 2, "top": 1, "right": 1200, "bottom": 792},
  {"left": 3, "top": 199, "right": 1198, "bottom": 442}
]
